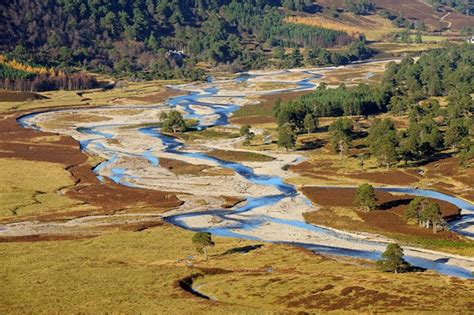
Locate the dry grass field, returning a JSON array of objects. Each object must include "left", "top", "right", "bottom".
[
  {"left": 286, "top": 13, "right": 397, "bottom": 41},
  {"left": 0, "top": 79, "right": 184, "bottom": 113},
  {"left": 2, "top": 223, "right": 474, "bottom": 314}
]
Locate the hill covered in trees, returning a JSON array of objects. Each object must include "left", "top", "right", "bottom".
[{"left": 0, "top": 0, "right": 355, "bottom": 81}]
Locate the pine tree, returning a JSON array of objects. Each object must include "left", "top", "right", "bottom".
[
  {"left": 405, "top": 197, "right": 427, "bottom": 225},
  {"left": 240, "top": 124, "right": 255, "bottom": 146},
  {"left": 367, "top": 119, "right": 399, "bottom": 168},
  {"left": 192, "top": 232, "right": 215, "bottom": 261},
  {"left": 162, "top": 110, "right": 187, "bottom": 133},
  {"left": 329, "top": 118, "right": 352, "bottom": 159},
  {"left": 274, "top": 46, "right": 286, "bottom": 60},
  {"left": 377, "top": 243, "right": 410, "bottom": 273},
  {"left": 303, "top": 113, "right": 318, "bottom": 134},
  {"left": 278, "top": 123, "right": 297, "bottom": 151},
  {"left": 290, "top": 47, "right": 303, "bottom": 68},
  {"left": 421, "top": 203, "right": 444, "bottom": 233},
  {"left": 444, "top": 119, "right": 469, "bottom": 151},
  {"left": 147, "top": 32, "right": 159, "bottom": 51},
  {"left": 415, "top": 31, "right": 423, "bottom": 43},
  {"left": 354, "top": 183, "right": 377, "bottom": 212}
]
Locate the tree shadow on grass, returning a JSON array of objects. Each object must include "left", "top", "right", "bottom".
[
  {"left": 377, "top": 198, "right": 413, "bottom": 210},
  {"left": 401, "top": 152, "right": 454, "bottom": 168},
  {"left": 352, "top": 130, "right": 368, "bottom": 140},
  {"left": 299, "top": 139, "right": 326, "bottom": 151},
  {"left": 318, "top": 125, "right": 329, "bottom": 133},
  {"left": 218, "top": 244, "right": 264, "bottom": 257},
  {"left": 406, "top": 265, "right": 427, "bottom": 273}
]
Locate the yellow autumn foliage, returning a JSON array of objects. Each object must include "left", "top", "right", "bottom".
[
  {"left": 0, "top": 54, "right": 54, "bottom": 76},
  {"left": 285, "top": 16, "right": 362, "bottom": 38}
]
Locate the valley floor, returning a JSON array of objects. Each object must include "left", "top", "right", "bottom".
[{"left": 1, "top": 61, "right": 473, "bottom": 313}]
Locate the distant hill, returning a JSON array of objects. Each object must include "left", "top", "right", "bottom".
[
  {"left": 1, "top": 0, "right": 472, "bottom": 85},
  {"left": 0, "top": 0, "right": 353, "bottom": 80},
  {"left": 314, "top": 0, "right": 473, "bottom": 33}
]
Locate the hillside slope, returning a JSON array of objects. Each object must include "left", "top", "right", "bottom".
[{"left": 0, "top": 0, "right": 351, "bottom": 79}]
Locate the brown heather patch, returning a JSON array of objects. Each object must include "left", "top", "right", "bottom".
[
  {"left": 159, "top": 157, "right": 234, "bottom": 177},
  {"left": 347, "top": 169, "right": 420, "bottom": 185},
  {"left": 0, "top": 234, "right": 96, "bottom": 242},
  {"left": 121, "top": 88, "right": 186, "bottom": 104},
  {"left": 301, "top": 187, "right": 463, "bottom": 241}
]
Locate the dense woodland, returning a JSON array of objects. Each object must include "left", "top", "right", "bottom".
[
  {"left": 272, "top": 39, "right": 375, "bottom": 69},
  {"left": 275, "top": 44, "right": 474, "bottom": 167},
  {"left": 0, "top": 0, "right": 354, "bottom": 81}
]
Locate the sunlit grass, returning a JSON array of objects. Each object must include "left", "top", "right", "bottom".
[
  {"left": 0, "top": 79, "right": 183, "bottom": 113},
  {"left": 2, "top": 223, "right": 474, "bottom": 313},
  {"left": 0, "top": 158, "right": 87, "bottom": 219}
]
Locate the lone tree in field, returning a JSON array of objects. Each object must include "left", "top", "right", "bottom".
[
  {"left": 277, "top": 123, "right": 297, "bottom": 151},
  {"left": 240, "top": 124, "right": 255, "bottom": 146},
  {"left": 377, "top": 243, "right": 410, "bottom": 274},
  {"left": 354, "top": 183, "right": 377, "bottom": 211},
  {"left": 192, "top": 232, "right": 215, "bottom": 261},
  {"left": 162, "top": 110, "right": 187, "bottom": 133}
]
